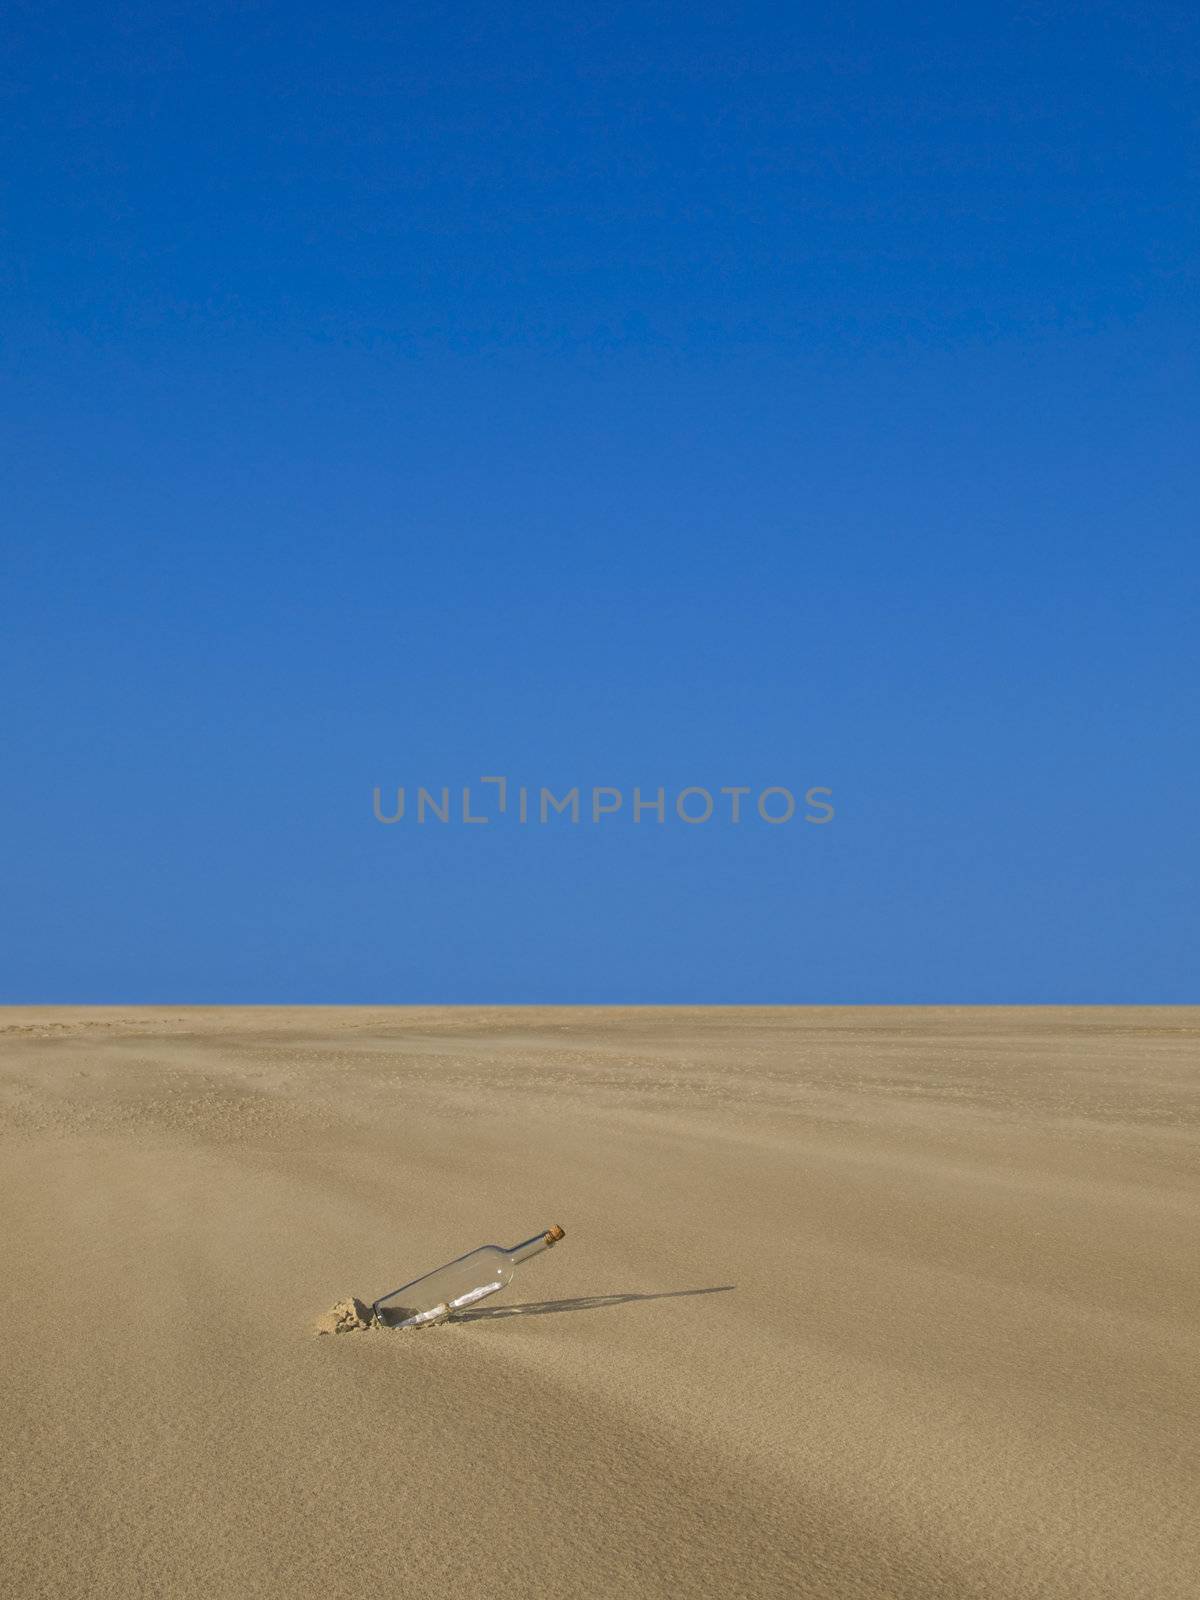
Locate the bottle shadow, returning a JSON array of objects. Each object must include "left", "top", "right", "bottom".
[{"left": 453, "top": 1284, "right": 736, "bottom": 1322}]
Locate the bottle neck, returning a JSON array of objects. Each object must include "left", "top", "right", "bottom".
[{"left": 507, "top": 1231, "right": 556, "bottom": 1266}]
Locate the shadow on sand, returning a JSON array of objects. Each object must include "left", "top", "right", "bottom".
[{"left": 453, "top": 1284, "right": 736, "bottom": 1321}]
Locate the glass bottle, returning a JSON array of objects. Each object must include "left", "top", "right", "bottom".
[{"left": 372, "top": 1225, "right": 566, "bottom": 1328}]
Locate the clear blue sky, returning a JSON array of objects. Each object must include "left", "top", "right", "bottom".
[{"left": 2, "top": 3, "right": 1196, "bottom": 1002}]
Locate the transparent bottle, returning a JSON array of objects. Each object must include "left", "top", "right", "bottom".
[{"left": 372, "top": 1225, "right": 566, "bottom": 1328}]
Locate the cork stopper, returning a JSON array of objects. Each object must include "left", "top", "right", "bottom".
[{"left": 546, "top": 1224, "right": 566, "bottom": 1243}]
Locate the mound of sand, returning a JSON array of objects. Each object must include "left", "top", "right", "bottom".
[{"left": 314, "top": 1297, "right": 373, "bottom": 1335}]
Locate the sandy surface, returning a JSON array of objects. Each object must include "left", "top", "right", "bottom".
[{"left": 0, "top": 1006, "right": 1196, "bottom": 1599}]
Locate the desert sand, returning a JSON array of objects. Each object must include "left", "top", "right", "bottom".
[{"left": 0, "top": 1007, "right": 1196, "bottom": 1599}]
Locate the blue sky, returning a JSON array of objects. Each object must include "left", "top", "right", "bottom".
[{"left": 2, "top": 3, "right": 1196, "bottom": 1001}]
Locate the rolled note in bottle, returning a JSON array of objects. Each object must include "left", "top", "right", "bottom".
[{"left": 372, "top": 1225, "right": 566, "bottom": 1328}]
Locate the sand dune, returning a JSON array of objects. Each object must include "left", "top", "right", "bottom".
[{"left": 1, "top": 1007, "right": 1196, "bottom": 1598}]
